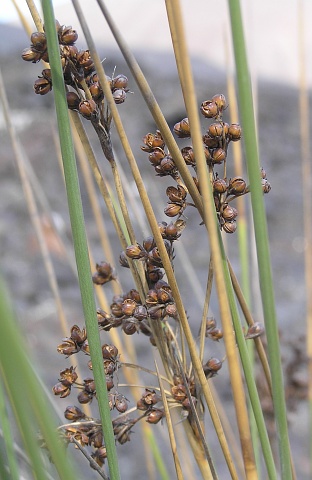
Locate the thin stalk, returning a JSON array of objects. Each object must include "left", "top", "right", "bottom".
[
  {"left": 165, "top": 1, "right": 256, "bottom": 477},
  {"left": 228, "top": 1, "right": 293, "bottom": 477},
  {"left": 95, "top": 3, "right": 239, "bottom": 478},
  {"left": 0, "top": 382, "right": 20, "bottom": 480},
  {"left": 41, "top": 2, "right": 120, "bottom": 479}
]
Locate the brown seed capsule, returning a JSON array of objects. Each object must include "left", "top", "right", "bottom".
[
  {"left": 182, "top": 395, "right": 197, "bottom": 410},
  {"left": 228, "top": 176, "right": 247, "bottom": 195},
  {"left": 245, "top": 322, "right": 265, "bottom": 339},
  {"left": 30, "top": 32, "right": 47, "bottom": 51},
  {"left": 113, "top": 88, "right": 127, "bottom": 104},
  {"left": 58, "top": 25, "right": 78, "bottom": 45},
  {"left": 206, "top": 317, "right": 217, "bottom": 331},
  {"left": 203, "top": 357, "right": 223, "bottom": 376},
  {"left": 81, "top": 340, "right": 90, "bottom": 355},
  {"left": 53, "top": 382, "right": 71, "bottom": 398},
  {"left": 92, "top": 446, "right": 107, "bottom": 467},
  {"left": 59, "top": 366, "right": 78, "bottom": 386},
  {"left": 222, "top": 221, "right": 237, "bottom": 234},
  {"left": 106, "top": 375, "right": 114, "bottom": 391},
  {"left": 66, "top": 91, "right": 80, "bottom": 110},
  {"left": 21, "top": 47, "right": 42, "bottom": 63},
  {"left": 171, "top": 384, "right": 187, "bottom": 403},
  {"left": 146, "top": 408, "right": 164, "bottom": 424},
  {"left": 78, "top": 99, "right": 98, "bottom": 120},
  {"left": 165, "top": 303, "right": 178, "bottom": 319},
  {"left": 102, "top": 343, "right": 118, "bottom": 360},
  {"left": 173, "top": 118, "right": 190, "bottom": 138},
  {"left": 211, "top": 94, "right": 226, "bottom": 112},
  {"left": 103, "top": 360, "right": 116, "bottom": 376},
  {"left": 122, "top": 319, "right": 138, "bottom": 335},
  {"left": 126, "top": 243, "right": 147, "bottom": 259},
  {"left": 70, "top": 325, "right": 87, "bottom": 345},
  {"left": 57, "top": 338, "right": 79, "bottom": 356},
  {"left": 206, "top": 327, "right": 224, "bottom": 341},
  {"left": 228, "top": 123, "right": 242, "bottom": 141},
  {"left": 208, "top": 122, "right": 224, "bottom": 138},
  {"left": 164, "top": 223, "right": 180, "bottom": 241},
  {"left": 166, "top": 185, "right": 187, "bottom": 203},
  {"left": 200, "top": 100, "right": 219, "bottom": 118},
  {"left": 34, "top": 77, "right": 52, "bottom": 95},
  {"left": 158, "top": 156, "right": 176, "bottom": 174},
  {"left": 212, "top": 148, "right": 226, "bottom": 164},
  {"left": 143, "top": 236, "right": 156, "bottom": 252},
  {"left": 96, "top": 261, "right": 116, "bottom": 280},
  {"left": 77, "top": 390, "right": 93, "bottom": 404},
  {"left": 112, "top": 74, "right": 129, "bottom": 90},
  {"left": 122, "top": 298, "right": 137, "bottom": 316},
  {"left": 213, "top": 178, "right": 228, "bottom": 194},
  {"left": 148, "top": 147, "right": 166, "bottom": 166},
  {"left": 181, "top": 146, "right": 196, "bottom": 166},
  {"left": 115, "top": 395, "right": 128, "bottom": 413},
  {"left": 260, "top": 167, "right": 267, "bottom": 179},
  {"left": 76, "top": 49, "right": 94, "bottom": 72},
  {"left": 89, "top": 82, "right": 104, "bottom": 103},
  {"left": 202, "top": 133, "right": 219, "bottom": 148},
  {"left": 134, "top": 304, "right": 148, "bottom": 321},
  {"left": 119, "top": 251, "right": 129, "bottom": 268},
  {"left": 141, "top": 131, "right": 165, "bottom": 151},
  {"left": 221, "top": 204, "right": 238, "bottom": 221},
  {"left": 262, "top": 179, "right": 271, "bottom": 194},
  {"left": 64, "top": 406, "right": 86, "bottom": 421}
]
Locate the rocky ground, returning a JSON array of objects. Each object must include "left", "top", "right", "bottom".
[{"left": 0, "top": 21, "right": 311, "bottom": 479}]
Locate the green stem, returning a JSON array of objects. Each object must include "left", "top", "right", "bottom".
[
  {"left": 227, "top": 1, "right": 292, "bottom": 478},
  {"left": 41, "top": 1, "right": 120, "bottom": 479}
]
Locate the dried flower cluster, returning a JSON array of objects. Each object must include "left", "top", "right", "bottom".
[
  {"left": 22, "top": 20, "right": 129, "bottom": 155},
  {"left": 141, "top": 93, "right": 271, "bottom": 234}
]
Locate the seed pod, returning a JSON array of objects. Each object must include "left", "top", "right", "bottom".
[
  {"left": 112, "top": 74, "right": 128, "bottom": 90},
  {"left": 126, "top": 243, "right": 147, "bottom": 259},
  {"left": 164, "top": 222, "right": 180, "bottom": 240},
  {"left": 105, "top": 375, "right": 114, "bottom": 391},
  {"left": 77, "top": 390, "right": 93, "bottom": 404},
  {"left": 64, "top": 406, "right": 86, "bottom": 421},
  {"left": 76, "top": 49, "right": 94, "bottom": 72},
  {"left": 206, "top": 327, "right": 223, "bottom": 341},
  {"left": 212, "top": 148, "right": 226, "bottom": 164},
  {"left": 30, "top": 32, "right": 47, "bottom": 51},
  {"left": 21, "top": 47, "right": 42, "bottom": 63},
  {"left": 143, "top": 236, "right": 156, "bottom": 252},
  {"left": 211, "top": 94, "right": 226, "bottom": 112},
  {"left": 34, "top": 76, "right": 52, "bottom": 95},
  {"left": 213, "top": 178, "right": 228, "bottom": 194},
  {"left": 57, "top": 338, "right": 79, "bottom": 355},
  {"left": 206, "top": 317, "right": 217, "bottom": 331},
  {"left": 222, "top": 220, "right": 237, "bottom": 234},
  {"left": 200, "top": 100, "right": 219, "bottom": 118},
  {"left": 173, "top": 118, "right": 190, "bottom": 138},
  {"left": 89, "top": 82, "right": 104, "bottom": 103},
  {"left": 112, "top": 88, "right": 127, "bottom": 104},
  {"left": 171, "top": 384, "right": 187, "bottom": 402},
  {"left": 182, "top": 396, "right": 197, "bottom": 410},
  {"left": 262, "top": 179, "right": 271, "bottom": 193},
  {"left": 228, "top": 176, "right": 246, "bottom": 195},
  {"left": 132, "top": 304, "right": 147, "bottom": 321},
  {"left": 102, "top": 343, "right": 118, "bottom": 360},
  {"left": 66, "top": 91, "right": 80, "bottom": 110},
  {"left": 70, "top": 325, "right": 87, "bottom": 345},
  {"left": 146, "top": 408, "right": 164, "bottom": 424},
  {"left": 260, "top": 167, "right": 267, "bottom": 179},
  {"left": 203, "top": 357, "right": 223, "bottom": 377},
  {"left": 119, "top": 251, "right": 129, "bottom": 268},
  {"left": 166, "top": 185, "right": 187, "bottom": 203},
  {"left": 53, "top": 382, "right": 71, "bottom": 398},
  {"left": 158, "top": 156, "right": 176, "bottom": 174},
  {"left": 122, "top": 298, "right": 137, "bottom": 316},
  {"left": 208, "top": 122, "right": 224, "bottom": 138},
  {"left": 58, "top": 25, "right": 78, "bottom": 45},
  {"left": 147, "top": 266, "right": 164, "bottom": 284},
  {"left": 181, "top": 146, "right": 196, "bottom": 166},
  {"left": 148, "top": 147, "right": 166, "bottom": 166},
  {"left": 122, "top": 319, "right": 138, "bottom": 335},
  {"left": 202, "top": 133, "right": 219, "bottom": 148},
  {"left": 103, "top": 360, "right": 116, "bottom": 375},
  {"left": 245, "top": 322, "right": 265, "bottom": 339},
  {"left": 228, "top": 123, "right": 242, "bottom": 141},
  {"left": 221, "top": 204, "right": 238, "bottom": 221},
  {"left": 115, "top": 395, "right": 128, "bottom": 413},
  {"left": 78, "top": 99, "right": 98, "bottom": 120},
  {"left": 165, "top": 303, "right": 178, "bottom": 319},
  {"left": 141, "top": 131, "right": 165, "bottom": 151}
]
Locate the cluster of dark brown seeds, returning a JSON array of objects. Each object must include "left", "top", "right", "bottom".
[
  {"left": 22, "top": 20, "right": 129, "bottom": 125},
  {"left": 141, "top": 93, "right": 271, "bottom": 234}
]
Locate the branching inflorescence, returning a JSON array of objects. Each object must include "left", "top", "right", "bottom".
[{"left": 22, "top": 20, "right": 270, "bottom": 474}]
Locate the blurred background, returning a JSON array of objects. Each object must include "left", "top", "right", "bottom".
[{"left": 0, "top": 1, "right": 311, "bottom": 478}]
